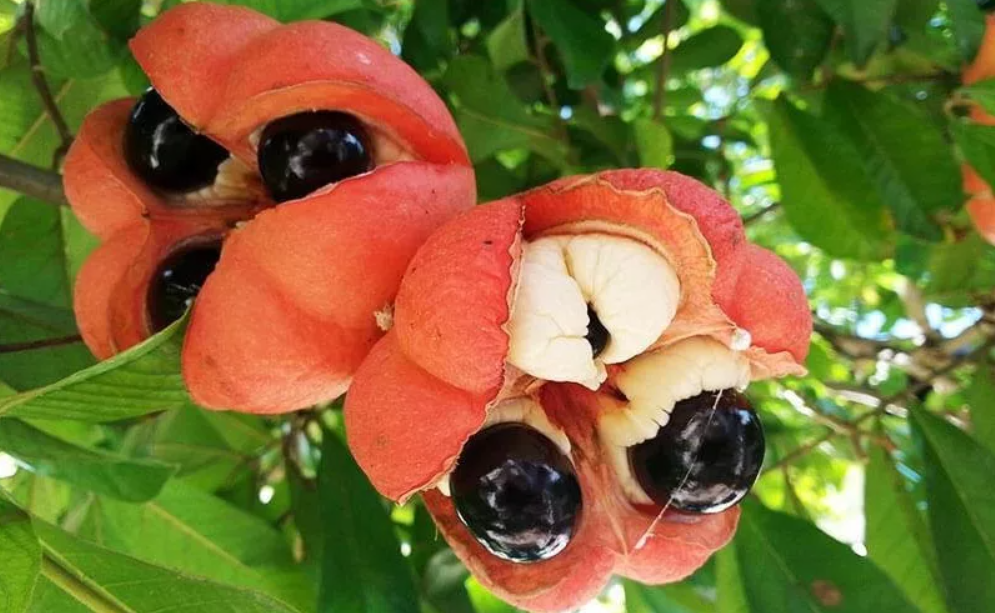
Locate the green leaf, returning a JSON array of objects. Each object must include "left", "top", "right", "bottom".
[
  {"left": 317, "top": 429, "right": 419, "bottom": 613},
  {"left": 824, "top": 81, "right": 959, "bottom": 239},
  {"left": 0, "top": 497, "right": 41, "bottom": 613},
  {"left": 33, "top": 0, "right": 80, "bottom": 39},
  {"left": 35, "top": 7, "right": 123, "bottom": 79},
  {"left": 865, "top": 446, "right": 949, "bottom": 613},
  {"left": 215, "top": 0, "right": 363, "bottom": 21},
  {"left": 634, "top": 118, "right": 674, "bottom": 169},
  {"left": 487, "top": 9, "right": 530, "bottom": 71},
  {"left": 31, "top": 521, "right": 303, "bottom": 613},
  {"left": 669, "top": 26, "right": 744, "bottom": 74},
  {"left": 443, "top": 55, "right": 567, "bottom": 166},
  {"left": 764, "top": 97, "right": 891, "bottom": 260},
  {"left": 720, "top": 0, "right": 758, "bottom": 25},
  {"left": 88, "top": 0, "right": 142, "bottom": 40},
  {"left": 715, "top": 545, "right": 750, "bottom": 613},
  {"left": 78, "top": 481, "right": 307, "bottom": 608},
  {"left": 466, "top": 577, "right": 525, "bottom": 613},
  {"left": 526, "top": 0, "right": 614, "bottom": 88},
  {"left": 951, "top": 119, "right": 995, "bottom": 189},
  {"left": 959, "top": 79, "right": 995, "bottom": 116},
  {"left": 125, "top": 407, "right": 269, "bottom": 489},
  {"left": 757, "top": 0, "right": 834, "bottom": 79},
  {"left": 0, "top": 418, "right": 175, "bottom": 502},
  {"left": 625, "top": 579, "right": 714, "bottom": 612},
  {"left": 913, "top": 407, "right": 995, "bottom": 612},
  {"left": 0, "top": 291, "right": 93, "bottom": 391},
  {"left": 732, "top": 499, "right": 918, "bottom": 611},
  {"left": 0, "top": 316, "right": 195, "bottom": 422},
  {"left": 0, "top": 198, "right": 72, "bottom": 308},
  {"left": 812, "top": 0, "right": 898, "bottom": 65},
  {"left": 947, "top": 0, "right": 986, "bottom": 63},
  {"left": 966, "top": 364, "right": 995, "bottom": 455}
]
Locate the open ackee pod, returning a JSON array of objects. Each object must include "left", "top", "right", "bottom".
[
  {"left": 345, "top": 169, "right": 812, "bottom": 612},
  {"left": 62, "top": 2, "right": 475, "bottom": 413}
]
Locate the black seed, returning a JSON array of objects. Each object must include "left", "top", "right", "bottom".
[
  {"left": 978, "top": 0, "right": 995, "bottom": 13},
  {"left": 585, "top": 304, "right": 609, "bottom": 359},
  {"left": 124, "top": 88, "right": 229, "bottom": 192},
  {"left": 257, "top": 111, "right": 372, "bottom": 203},
  {"left": 147, "top": 241, "right": 222, "bottom": 332},
  {"left": 628, "top": 389, "right": 764, "bottom": 514},
  {"left": 451, "top": 423, "right": 582, "bottom": 563}
]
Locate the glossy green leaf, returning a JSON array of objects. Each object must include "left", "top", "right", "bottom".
[
  {"left": 34, "top": 8, "right": 123, "bottom": 79},
  {"left": 33, "top": 0, "right": 80, "bottom": 39},
  {"left": 764, "top": 96, "right": 891, "bottom": 260},
  {"left": 952, "top": 119, "right": 995, "bottom": 189},
  {"left": 634, "top": 118, "right": 673, "bottom": 169},
  {"left": 317, "top": 430, "right": 418, "bottom": 613},
  {"left": 88, "top": 0, "right": 142, "bottom": 40},
  {"left": 487, "top": 9, "right": 530, "bottom": 71},
  {"left": 0, "top": 316, "right": 195, "bottom": 422},
  {"left": 913, "top": 407, "right": 995, "bottom": 612},
  {"left": 732, "top": 499, "right": 918, "bottom": 611},
  {"left": 77, "top": 480, "right": 310, "bottom": 609},
  {"left": 966, "top": 364, "right": 995, "bottom": 455},
  {"left": 0, "top": 497, "right": 41, "bottom": 613},
  {"left": 625, "top": 579, "right": 714, "bottom": 612},
  {"left": 669, "top": 26, "right": 744, "bottom": 74},
  {"left": 947, "top": 0, "right": 986, "bottom": 63},
  {"left": 0, "top": 291, "right": 93, "bottom": 391},
  {"left": 0, "top": 198, "right": 72, "bottom": 308},
  {"left": 719, "top": 0, "right": 757, "bottom": 25},
  {"left": 825, "top": 81, "right": 959, "bottom": 239},
  {"left": 0, "top": 418, "right": 175, "bottom": 502},
  {"left": 813, "top": 0, "right": 898, "bottom": 65},
  {"left": 757, "top": 0, "right": 833, "bottom": 78},
  {"left": 30, "top": 521, "right": 303, "bottom": 613},
  {"left": 715, "top": 545, "right": 750, "bottom": 613},
  {"left": 443, "top": 55, "right": 567, "bottom": 166},
  {"left": 527, "top": 0, "right": 614, "bottom": 88},
  {"left": 865, "top": 446, "right": 949, "bottom": 613}
]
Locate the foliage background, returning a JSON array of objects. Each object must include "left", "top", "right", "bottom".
[{"left": 1, "top": 0, "right": 995, "bottom": 611}]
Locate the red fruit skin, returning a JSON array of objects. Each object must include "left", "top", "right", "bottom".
[
  {"left": 63, "top": 2, "right": 475, "bottom": 413},
  {"left": 345, "top": 170, "right": 811, "bottom": 611},
  {"left": 962, "top": 15, "right": 995, "bottom": 246}
]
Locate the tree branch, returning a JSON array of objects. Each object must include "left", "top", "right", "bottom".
[
  {"left": 23, "top": 2, "right": 73, "bottom": 169},
  {"left": 0, "top": 153, "right": 67, "bottom": 205},
  {"left": 742, "top": 202, "right": 780, "bottom": 225},
  {"left": 651, "top": 0, "right": 676, "bottom": 120}
]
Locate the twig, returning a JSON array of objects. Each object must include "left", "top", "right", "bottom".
[
  {"left": 0, "top": 334, "right": 81, "bottom": 353},
  {"left": 651, "top": 0, "right": 676, "bottom": 119},
  {"left": 530, "top": 28, "right": 571, "bottom": 154},
  {"left": 0, "top": 153, "right": 67, "bottom": 205},
  {"left": 22, "top": 3, "right": 73, "bottom": 169},
  {"left": 742, "top": 202, "right": 780, "bottom": 225}
]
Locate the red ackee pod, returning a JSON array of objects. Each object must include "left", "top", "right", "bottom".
[
  {"left": 62, "top": 2, "right": 475, "bottom": 413},
  {"left": 962, "top": 14, "right": 995, "bottom": 245},
  {"left": 345, "top": 170, "right": 811, "bottom": 612}
]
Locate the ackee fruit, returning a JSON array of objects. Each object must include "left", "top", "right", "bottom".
[
  {"left": 344, "top": 169, "right": 812, "bottom": 612},
  {"left": 63, "top": 2, "right": 475, "bottom": 413}
]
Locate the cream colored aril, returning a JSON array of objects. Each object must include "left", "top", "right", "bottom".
[
  {"left": 597, "top": 337, "right": 751, "bottom": 505},
  {"left": 506, "top": 233, "right": 681, "bottom": 389}
]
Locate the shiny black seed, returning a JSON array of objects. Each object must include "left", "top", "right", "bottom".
[
  {"left": 451, "top": 423, "right": 582, "bottom": 563},
  {"left": 586, "top": 305, "right": 609, "bottom": 359},
  {"left": 124, "top": 88, "right": 228, "bottom": 192},
  {"left": 628, "top": 389, "right": 764, "bottom": 514},
  {"left": 147, "top": 242, "right": 221, "bottom": 332},
  {"left": 978, "top": 0, "right": 995, "bottom": 13},
  {"left": 257, "top": 111, "right": 372, "bottom": 203}
]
